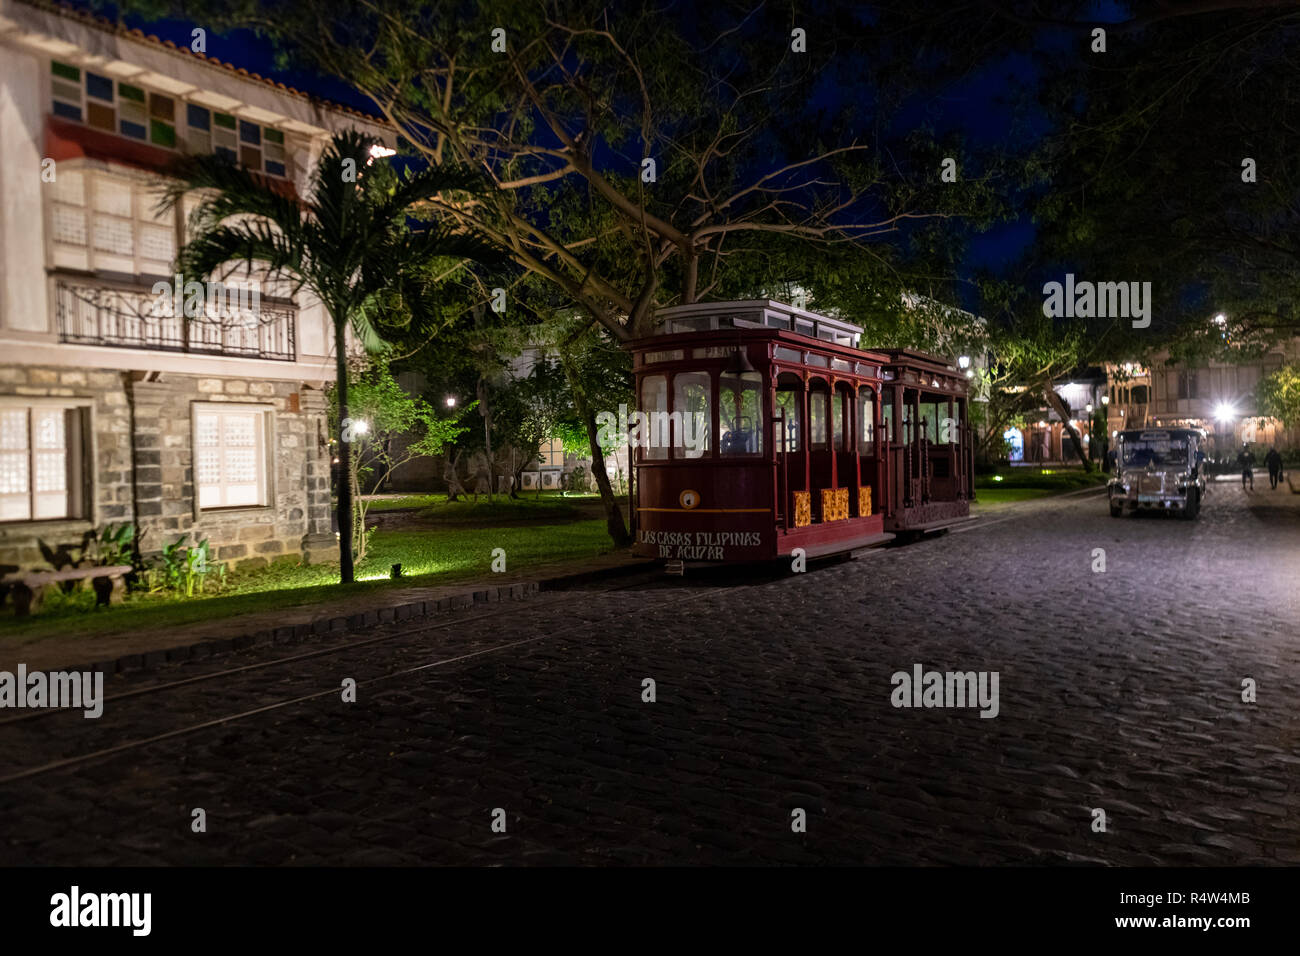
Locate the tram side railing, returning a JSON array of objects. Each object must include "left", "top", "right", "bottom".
[
  {"left": 773, "top": 412, "right": 789, "bottom": 532},
  {"left": 903, "top": 416, "right": 912, "bottom": 506},
  {"left": 920, "top": 419, "right": 930, "bottom": 503}
]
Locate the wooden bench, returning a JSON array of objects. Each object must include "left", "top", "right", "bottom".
[{"left": 0, "top": 565, "right": 133, "bottom": 617}]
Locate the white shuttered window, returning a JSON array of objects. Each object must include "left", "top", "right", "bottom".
[
  {"left": 0, "top": 405, "right": 86, "bottom": 522},
  {"left": 194, "top": 405, "right": 271, "bottom": 509}
]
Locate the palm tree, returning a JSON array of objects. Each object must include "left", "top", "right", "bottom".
[{"left": 160, "top": 130, "right": 501, "bottom": 583}]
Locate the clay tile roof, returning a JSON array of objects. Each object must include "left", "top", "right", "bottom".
[{"left": 38, "top": 1, "right": 385, "bottom": 124}]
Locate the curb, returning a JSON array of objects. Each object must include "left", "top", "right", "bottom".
[{"left": 64, "top": 555, "right": 653, "bottom": 678}]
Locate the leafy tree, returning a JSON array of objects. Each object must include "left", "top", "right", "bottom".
[
  {"left": 1257, "top": 365, "right": 1300, "bottom": 427},
  {"left": 159, "top": 130, "right": 501, "bottom": 581},
  {"left": 334, "top": 363, "right": 469, "bottom": 561},
  {"left": 117, "top": 0, "right": 987, "bottom": 341}
]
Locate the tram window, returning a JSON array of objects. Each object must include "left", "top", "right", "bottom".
[
  {"left": 775, "top": 389, "right": 801, "bottom": 452},
  {"left": 720, "top": 371, "right": 763, "bottom": 456},
  {"left": 640, "top": 374, "right": 668, "bottom": 460},
  {"left": 672, "top": 371, "right": 711, "bottom": 459},
  {"left": 809, "top": 390, "right": 828, "bottom": 449},
  {"left": 859, "top": 388, "right": 875, "bottom": 455},
  {"left": 920, "top": 401, "right": 941, "bottom": 443},
  {"left": 832, "top": 389, "right": 851, "bottom": 451},
  {"left": 882, "top": 399, "right": 893, "bottom": 442}
]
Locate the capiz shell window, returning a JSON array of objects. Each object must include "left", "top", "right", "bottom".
[
  {"left": 194, "top": 404, "right": 271, "bottom": 509},
  {"left": 0, "top": 403, "right": 88, "bottom": 522}
]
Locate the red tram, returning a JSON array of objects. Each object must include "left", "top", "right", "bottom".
[{"left": 628, "top": 300, "right": 975, "bottom": 567}]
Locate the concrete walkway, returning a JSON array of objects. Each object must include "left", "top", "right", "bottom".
[{"left": 1, "top": 549, "right": 651, "bottom": 675}]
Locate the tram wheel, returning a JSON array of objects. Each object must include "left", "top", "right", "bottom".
[{"left": 1181, "top": 489, "right": 1200, "bottom": 520}]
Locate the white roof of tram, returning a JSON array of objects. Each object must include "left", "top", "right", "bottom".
[{"left": 655, "top": 300, "right": 863, "bottom": 348}]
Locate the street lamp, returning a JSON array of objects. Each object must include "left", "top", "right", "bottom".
[
  {"left": 1215, "top": 402, "right": 1237, "bottom": 457},
  {"left": 446, "top": 395, "right": 457, "bottom": 408},
  {"left": 958, "top": 355, "right": 971, "bottom": 369},
  {"left": 1101, "top": 395, "right": 1109, "bottom": 405}
]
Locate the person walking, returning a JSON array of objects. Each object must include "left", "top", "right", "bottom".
[
  {"left": 1236, "top": 446, "right": 1256, "bottom": 490},
  {"left": 1264, "top": 446, "right": 1283, "bottom": 490}
]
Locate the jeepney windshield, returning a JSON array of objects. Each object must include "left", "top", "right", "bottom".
[{"left": 1122, "top": 437, "right": 1189, "bottom": 468}]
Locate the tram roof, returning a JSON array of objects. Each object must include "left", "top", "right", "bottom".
[{"left": 651, "top": 300, "right": 864, "bottom": 349}]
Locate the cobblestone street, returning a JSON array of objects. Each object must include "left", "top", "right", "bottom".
[{"left": 1, "top": 484, "right": 1297, "bottom": 866}]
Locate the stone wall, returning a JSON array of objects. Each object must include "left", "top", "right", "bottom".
[{"left": 0, "top": 364, "right": 334, "bottom": 572}]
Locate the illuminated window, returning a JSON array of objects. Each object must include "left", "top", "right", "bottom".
[
  {"left": 85, "top": 71, "right": 114, "bottom": 131},
  {"left": 672, "top": 371, "right": 711, "bottom": 459},
  {"left": 809, "top": 387, "right": 828, "bottom": 450},
  {"left": 51, "top": 61, "right": 83, "bottom": 121},
  {"left": 117, "top": 82, "right": 147, "bottom": 139},
  {"left": 213, "top": 112, "right": 239, "bottom": 162},
  {"left": 858, "top": 387, "right": 875, "bottom": 455},
  {"left": 149, "top": 93, "right": 176, "bottom": 148},
  {"left": 775, "top": 383, "right": 801, "bottom": 453},
  {"left": 639, "top": 375, "right": 668, "bottom": 460},
  {"left": 721, "top": 371, "right": 763, "bottom": 456},
  {"left": 0, "top": 405, "right": 88, "bottom": 522},
  {"left": 48, "top": 61, "right": 287, "bottom": 177},
  {"left": 193, "top": 405, "right": 271, "bottom": 509},
  {"left": 263, "top": 127, "right": 286, "bottom": 176}
]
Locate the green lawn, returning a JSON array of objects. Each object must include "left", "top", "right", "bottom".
[
  {"left": 364, "top": 491, "right": 601, "bottom": 518},
  {"left": 971, "top": 487, "right": 1055, "bottom": 505},
  {"left": 975, "top": 468, "right": 1108, "bottom": 491},
  {"left": 972, "top": 467, "right": 1107, "bottom": 507},
  {"left": 2, "top": 509, "right": 612, "bottom": 643}
]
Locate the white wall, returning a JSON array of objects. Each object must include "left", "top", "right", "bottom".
[{"left": 0, "top": 44, "right": 49, "bottom": 333}]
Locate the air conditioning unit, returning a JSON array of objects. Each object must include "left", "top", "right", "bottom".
[
  {"left": 520, "top": 471, "right": 540, "bottom": 490},
  {"left": 541, "top": 470, "right": 559, "bottom": 489}
]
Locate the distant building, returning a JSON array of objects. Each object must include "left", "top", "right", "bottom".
[{"left": 1105, "top": 339, "right": 1299, "bottom": 457}]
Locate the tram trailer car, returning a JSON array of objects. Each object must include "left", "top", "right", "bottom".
[{"left": 628, "top": 301, "right": 976, "bottom": 568}]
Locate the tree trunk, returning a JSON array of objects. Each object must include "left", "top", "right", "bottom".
[
  {"left": 682, "top": 250, "right": 699, "bottom": 304},
  {"left": 1044, "top": 387, "right": 1093, "bottom": 471},
  {"left": 560, "top": 354, "right": 631, "bottom": 547},
  {"left": 334, "top": 321, "right": 355, "bottom": 583},
  {"left": 477, "top": 376, "right": 494, "bottom": 502}
]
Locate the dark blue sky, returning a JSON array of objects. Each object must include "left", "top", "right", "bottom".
[{"left": 89, "top": 1, "right": 1098, "bottom": 304}]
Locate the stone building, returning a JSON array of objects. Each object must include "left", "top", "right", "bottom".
[
  {"left": 1104, "top": 338, "right": 1300, "bottom": 459},
  {"left": 0, "top": 0, "right": 391, "bottom": 570}
]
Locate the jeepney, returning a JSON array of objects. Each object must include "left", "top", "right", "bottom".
[{"left": 1108, "top": 427, "right": 1206, "bottom": 519}]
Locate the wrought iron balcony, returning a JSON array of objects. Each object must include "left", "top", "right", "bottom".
[{"left": 55, "top": 280, "right": 296, "bottom": 362}]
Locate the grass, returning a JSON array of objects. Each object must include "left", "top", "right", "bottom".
[
  {"left": 972, "top": 487, "right": 1055, "bottom": 505},
  {"left": 975, "top": 467, "right": 1108, "bottom": 491},
  {"left": 364, "top": 491, "right": 601, "bottom": 518},
  {"left": 2, "top": 499, "right": 612, "bottom": 643}
]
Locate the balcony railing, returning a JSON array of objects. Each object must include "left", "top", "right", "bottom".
[{"left": 55, "top": 280, "right": 296, "bottom": 362}]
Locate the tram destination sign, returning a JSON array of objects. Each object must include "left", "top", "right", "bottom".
[{"left": 638, "top": 529, "right": 763, "bottom": 560}]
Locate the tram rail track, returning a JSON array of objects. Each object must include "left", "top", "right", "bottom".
[{"left": 0, "top": 577, "right": 727, "bottom": 784}]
